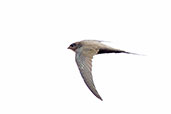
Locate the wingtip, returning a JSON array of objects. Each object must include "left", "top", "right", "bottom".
[
  {"left": 96, "top": 95, "right": 103, "bottom": 101},
  {"left": 124, "top": 51, "right": 145, "bottom": 56},
  {"left": 99, "top": 97, "right": 103, "bottom": 101}
]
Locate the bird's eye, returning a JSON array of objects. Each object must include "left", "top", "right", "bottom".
[{"left": 70, "top": 43, "right": 76, "bottom": 47}]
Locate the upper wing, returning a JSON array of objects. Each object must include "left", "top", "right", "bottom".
[{"left": 75, "top": 47, "right": 102, "bottom": 100}]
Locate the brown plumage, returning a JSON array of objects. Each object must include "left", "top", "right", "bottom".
[{"left": 68, "top": 40, "right": 138, "bottom": 101}]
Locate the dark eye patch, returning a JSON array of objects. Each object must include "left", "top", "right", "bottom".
[{"left": 70, "top": 43, "right": 76, "bottom": 47}]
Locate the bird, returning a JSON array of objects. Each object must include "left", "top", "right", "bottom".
[{"left": 68, "top": 40, "right": 138, "bottom": 101}]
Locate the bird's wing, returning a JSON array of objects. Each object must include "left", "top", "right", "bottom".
[{"left": 75, "top": 47, "right": 102, "bottom": 100}]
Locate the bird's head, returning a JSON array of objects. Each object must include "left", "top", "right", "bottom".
[{"left": 67, "top": 42, "right": 80, "bottom": 52}]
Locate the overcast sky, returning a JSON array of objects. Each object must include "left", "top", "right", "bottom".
[{"left": 0, "top": 0, "right": 171, "bottom": 114}]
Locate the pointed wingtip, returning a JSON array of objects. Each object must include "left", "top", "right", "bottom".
[
  {"left": 96, "top": 94, "right": 103, "bottom": 101},
  {"left": 125, "top": 51, "right": 146, "bottom": 56},
  {"left": 99, "top": 97, "right": 103, "bottom": 101}
]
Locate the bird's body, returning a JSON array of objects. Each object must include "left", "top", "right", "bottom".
[{"left": 68, "top": 40, "right": 138, "bottom": 101}]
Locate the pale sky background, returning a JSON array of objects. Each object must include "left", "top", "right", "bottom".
[{"left": 0, "top": 0, "right": 171, "bottom": 114}]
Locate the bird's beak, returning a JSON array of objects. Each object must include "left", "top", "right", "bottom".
[{"left": 67, "top": 46, "right": 70, "bottom": 49}]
